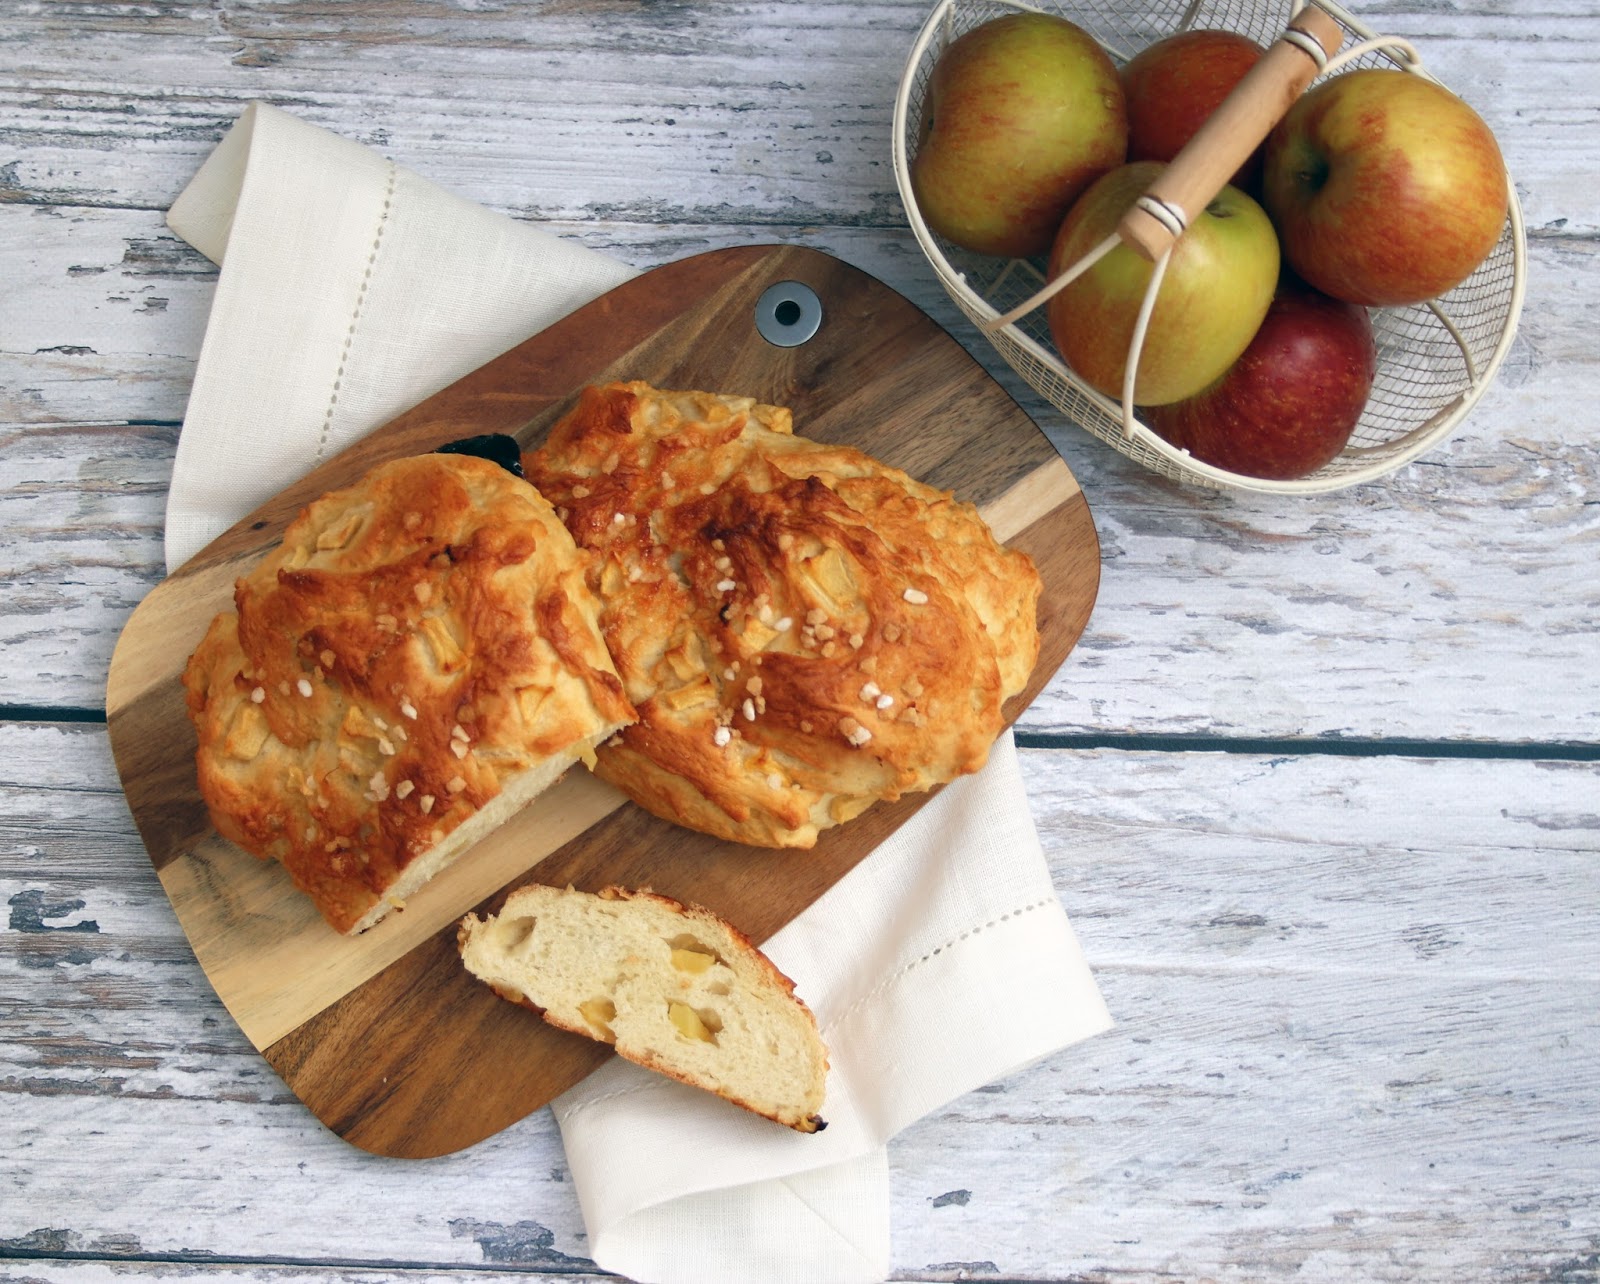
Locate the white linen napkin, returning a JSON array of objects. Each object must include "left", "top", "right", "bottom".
[{"left": 165, "top": 102, "right": 1111, "bottom": 1284}]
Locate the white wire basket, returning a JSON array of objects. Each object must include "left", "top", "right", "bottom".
[{"left": 891, "top": 0, "right": 1528, "bottom": 493}]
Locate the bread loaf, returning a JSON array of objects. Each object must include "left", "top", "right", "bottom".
[
  {"left": 524, "top": 381, "right": 1042, "bottom": 847},
  {"left": 182, "top": 452, "right": 635, "bottom": 935},
  {"left": 458, "top": 883, "right": 828, "bottom": 1132}
]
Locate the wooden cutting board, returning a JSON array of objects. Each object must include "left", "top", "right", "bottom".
[{"left": 105, "top": 244, "right": 1100, "bottom": 1158}]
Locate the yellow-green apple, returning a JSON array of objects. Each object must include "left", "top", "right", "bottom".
[
  {"left": 1262, "top": 68, "right": 1508, "bottom": 306},
  {"left": 1121, "top": 29, "right": 1266, "bottom": 189},
  {"left": 911, "top": 12, "right": 1127, "bottom": 258},
  {"left": 1046, "top": 161, "right": 1279, "bottom": 406},
  {"left": 1144, "top": 276, "right": 1377, "bottom": 480}
]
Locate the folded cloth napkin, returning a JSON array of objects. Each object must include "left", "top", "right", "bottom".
[{"left": 165, "top": 102, "right": 1111, "bottom": 1284}]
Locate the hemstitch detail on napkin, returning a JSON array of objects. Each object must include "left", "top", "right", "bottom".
[
  {"left": 554, "top": 897, "right": 1058, "bottom": 1122},
  {"left": 312, "top": 157, "right": 398, "bottom": 466},
  {"left": 820, "top": 897, "right": 1055, "bottom": 1035}
]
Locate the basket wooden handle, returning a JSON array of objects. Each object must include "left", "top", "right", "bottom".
[{"left": 1116, "top": 4, "right": 1345, "bottom": 261}]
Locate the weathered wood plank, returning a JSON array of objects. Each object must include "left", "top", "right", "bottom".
[
  {"left": 0, "top": 0, "right": 918, "bottom": 224},
  {"left": 0, "top": 1268, "right": 596, "bottom": 1284},
  {"left": 5, "top": 214, "right": 1596, "bottom": 742},
  {"left": 3, "top": 725, "right": 1597, "bottom": 1280},
  {"left": 0, "top": 418, "right": 174, "bottom": 711},
  {"left": 0, "top": 1, "right": 1592, "bottom": 236},
  {"left": 0, "top": 205, "right": 213, "bottom": 424},
  {"left": 0, "top": 207, "right": 1047, "bottom": 428}
]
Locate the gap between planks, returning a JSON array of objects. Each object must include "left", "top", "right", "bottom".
[{"left": 2, "top": 707, "right": 1595, "bottom": 762}]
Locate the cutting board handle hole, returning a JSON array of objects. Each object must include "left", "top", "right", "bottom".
[{"left": 756, "top": 281, "right": 823, "bottom": 348}]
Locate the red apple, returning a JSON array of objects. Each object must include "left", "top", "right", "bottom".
[
  {"left": 1143, "top": 276, "right": 1377, "bottom": 480},
  {"left": 1262, "top": 68, "right": 1508, "bottom": 307},
  {"left": 1121, "top": 29, "right": 1266, "bottom": 189},
  {"left": 911, "top": 12, "right": 1127, "bottom": 258},
  {"left": 1047, "top": 161, "right": 1280, "bottom": 406}
]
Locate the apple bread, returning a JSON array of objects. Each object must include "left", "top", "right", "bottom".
[
  {"left": 458, "top": 883, "right": 828, "bottom": 1132},
  {"left": 523, "top": 380, "right": 1042, "bottom": 848},
  {"left": 181, "top": 452, "right": 635, "bottom": 935}
]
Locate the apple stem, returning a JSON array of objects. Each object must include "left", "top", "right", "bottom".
[{"left": 982, "top": 230, "right": 1121, "bottom": 333}]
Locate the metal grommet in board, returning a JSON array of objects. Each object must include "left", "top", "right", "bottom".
[{"left": 755, "top": 280, "right": 823, "bottom": 347}]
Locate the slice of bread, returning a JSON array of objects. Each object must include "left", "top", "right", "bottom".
[{"left": 458, "top": 884, "right": 828, "bottom": 1132}]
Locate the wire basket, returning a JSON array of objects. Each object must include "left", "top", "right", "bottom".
[{"left": 891, "top": 0, "right": 1528, "bottom": 493}]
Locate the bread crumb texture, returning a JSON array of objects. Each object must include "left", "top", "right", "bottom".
[{"left": 459, "top": 883, "right": 828, "bottom": 1132}]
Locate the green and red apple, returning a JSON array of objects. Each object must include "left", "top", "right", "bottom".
[
  {"left": 1144, "top": 275, "right": 1377, "bottom": 480},
  {"left": 911, "top": 12, "right": 1128, "bottom": 258},
  {"left": 1263, "top": 68, "right": 1508, "bottom": 306},
  {"left": 1121, "top": 29, "right": 1266, "bottom": 189},
  {"left": 1046, "top": 161, "right": 1280, "bottom": 406}
]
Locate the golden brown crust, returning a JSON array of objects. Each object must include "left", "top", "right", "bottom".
[
  {"left": 182, "top": 453, "right": 635, "bottom": 934},
  {"left": 524, "top": 382, "right": 1041, "bottom": 848}
]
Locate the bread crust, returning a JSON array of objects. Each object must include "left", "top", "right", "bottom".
[
  {"left": 182, "top": 453, "right": 635, "bottom": 934},
  {"left": 524, "top": 381, "right": 1042, "bottom": 847}
]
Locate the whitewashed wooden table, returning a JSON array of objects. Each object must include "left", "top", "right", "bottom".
[{"left": 3, "top": 2, "right": 1597, "bottom": 1281}]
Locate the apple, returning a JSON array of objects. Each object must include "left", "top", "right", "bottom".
[
  {"left": 1143, "top": 275, "right": 1377, "bottom": 480},
  {"left": 1262, "top": 68, "right": 1508, "bottom": 307},
  {"left": 911, "top": 12, "right": 1127, "bottom": 258},
  {"left": 1046, "top": 161, "right": 1280, "bottom": 406},
  {"left": 1121, "top": 29, "right": 1266, "bottom": 189}
]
